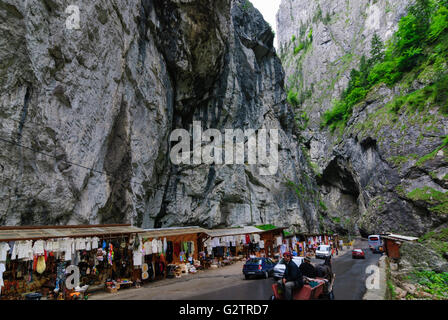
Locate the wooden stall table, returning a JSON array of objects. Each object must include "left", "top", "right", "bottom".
[{"left": 116, "top": 280, "right": 133, "bottom": 290}]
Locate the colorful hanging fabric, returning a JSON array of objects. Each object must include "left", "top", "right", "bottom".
[{"left": 108, "top": 243, "right": 114, "bottom": 265}]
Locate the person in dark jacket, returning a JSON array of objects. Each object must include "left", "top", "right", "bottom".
[
  {"left": 299, "top": 256, "right": 317, "bottom": 278},
  {"left": 277, "top": 252, "right": 304, "bottom": 300}
]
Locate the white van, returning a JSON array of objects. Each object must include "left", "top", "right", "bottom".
[
  {"left": 315, "top": 245, "right": 332, "bottom": 259},
  {"left": 368, "top": 235, "right": 383, "bottom": 253}
]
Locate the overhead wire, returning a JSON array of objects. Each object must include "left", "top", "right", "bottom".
[{"left": 0, "top": 134, "right": 169, "bottom": 193}]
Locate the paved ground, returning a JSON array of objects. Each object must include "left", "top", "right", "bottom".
[
  {"left": 90, "top": 261, "right": 249, "bottom": 300},
  {"left": 90, "top": 242, "right": 380, "bottom": 300},
  {"left": 332, "top": 239, "right": 382, "bottom": 300}
]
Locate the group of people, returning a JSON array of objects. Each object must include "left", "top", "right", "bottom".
[{"left": 277, "top": 252, "right": 334, "bottom": 300}]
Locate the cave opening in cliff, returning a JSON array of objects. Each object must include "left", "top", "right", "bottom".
[
  {"left": 318, "top": 157, "right": 362, "bottom": 235},
  {"left": 318, "top": 157, "right": 360, "bottom": 199}
]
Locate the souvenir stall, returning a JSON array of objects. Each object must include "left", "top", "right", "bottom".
[
  {"left": 0, "top": 224, "right": 142, "bottom": 300},
  {"left": 301, "top": 233, "right": 340, "bottom": 257},
  {"left": 203, "top": 227, "right": 269, "bottom": 265},
  {"left": 136, "top": 227, "right": 209, "bottom": 281},
  {"left": 258, "top": 227, "right": 286, "bottom": 260}
]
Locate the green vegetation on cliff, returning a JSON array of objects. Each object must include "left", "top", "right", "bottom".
[
  {"left": 408, "top": 270, "right": 448, "bottom": 299},
  {"left": 419, "top": 227, "right": 448, "bottom": 257},
  {"left": 322, "top": 0, "right": 448, "bottom": 131},
  {"left": 407, "top": 186, "right": 448, "bottom": 215}
]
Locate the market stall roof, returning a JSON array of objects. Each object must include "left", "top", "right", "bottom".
[
  {"left": 139, "top": 226, "right": 210, "bottom": 238},
  {"left": 382, "top": 234, "right": 419, "bottom": 242},
  {"left": 0, "top": 224, "right": 143, "bottom": 242},
  {"left": 205, "top": 226, "right": 283, "bottom": 238}
]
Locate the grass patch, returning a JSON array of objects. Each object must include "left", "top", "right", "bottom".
[
  {"left": 319, "top": 200, "right": 328, "bottom": 211},
  {"left": 416, "top": 135, "right": 448, "bottom": 166},
  {"left": 418, "top": 228, "right": 448, "bottom": 257},
  {"left": 407, "top": 186, "right": 448, "bottom": 215},
  {"left": 387, "top": 280, "right": 397, "bottom": 300},
  {"left": 256, "top": 224, "right": 279, "bottom": 231},
  {"left": 408, "top": 270, "right": 448, "bottom": 299},
  {"left": 331, "top": 216, "right": 341, "bottom": 223}
]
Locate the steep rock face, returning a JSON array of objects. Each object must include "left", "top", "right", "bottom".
[
  {"left": 0, "top": 0, "right": 319, "bottom": 232},
  {"left": 153, "top": 1, "right": 320, "bottom": 231},
  {"left": 277, "top": 0, "right": 448, "bottom": 236}
]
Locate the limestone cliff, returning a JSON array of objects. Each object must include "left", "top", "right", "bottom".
[
  {"left": 0, "top": 0, "right": 320, "bottom": 232},
  {"left": 277, "top": 0, "right": 448, "bottom": 236}
]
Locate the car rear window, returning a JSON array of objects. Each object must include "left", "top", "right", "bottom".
[{"left": 247, "top": 258, "right": 262, "bottom": 264}]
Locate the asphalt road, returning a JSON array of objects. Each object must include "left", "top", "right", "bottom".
[
  {"left": 91, "top": 239, "right": 381, "bottom": 300},
  {"left": 332, "top": 242, "right": 381, "bottom": 300},
  {"left": 189, "top": 240, "right": 381, "bottom": 300}
]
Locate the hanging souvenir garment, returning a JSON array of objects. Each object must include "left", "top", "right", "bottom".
[
  {"left": 108, "top": 243, "right": 114, "bottom": 265},
  {"left": 151, "top": 239, "right": 158, "bottom": 254},
  {"left": 144, "top": 241, "right": 152, "bottom": 255},
  {"left": 91, "top": 237, "right": 99, "bottom": 249},
  {"left": 142, "top": 263, "right": 149, "bottom": 280},
  {"left": 158, "top": 239, "right": 163, "bottom": 254},
  {"left": 86, "top": 238, "right": 92, "bottom": 251},
  {"left": 120, "top": 237, "right": 127, "bottom": 249},
  {"left": 36, "top": 256, "right": 46, "bottom": 274},
  {"left": 276, "top": 236, "right": 282, "bottom": 246},
  {"left": 133, "top": 250, "right": 143, "bottom": 267}
]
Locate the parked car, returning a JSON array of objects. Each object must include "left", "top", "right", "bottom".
[
  {"left": 352, "top": 249, "right": 365, "bottom": 259},
  {"left": 243, "top": 257, "right": 276, "bottom": 279},
  {"left": 273, "top": 257, "right": 304, "bottom": 280},
  {"left": 315, "top": 245, "right": 332, "bottom": 259}
]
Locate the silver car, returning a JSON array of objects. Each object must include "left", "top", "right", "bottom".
[{"left": 273, "top": 257, "right": 304, "bottom": 280}]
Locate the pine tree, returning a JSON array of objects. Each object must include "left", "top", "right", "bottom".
[{"left": 369, "top": 33, "right": 384, "bottom": 65}]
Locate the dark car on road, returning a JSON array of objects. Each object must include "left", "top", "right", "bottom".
[
  {"left": 243, "top": 257, "right": 276, "bottom": 279},
  {"left": 352, "top": 249, "right": 366, "bottom": 259}
]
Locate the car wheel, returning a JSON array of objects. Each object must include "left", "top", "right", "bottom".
[{"left": 245, "top": 274, "right": 250, "bottom": 280}]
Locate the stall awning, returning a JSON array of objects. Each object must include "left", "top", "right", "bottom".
[
  {"left": 139, "top": 226, "right": 209, "bottom": 239},
  {"left": 205, "top": 226, "right": 269, "bottom": 238},
  {"left": 0, "top": 224, "right": 143, "bottom": 242}
]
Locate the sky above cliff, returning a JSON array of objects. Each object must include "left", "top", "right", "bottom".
[{"left": 251, "top": 0, "right": 281, "bottom": 48}]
